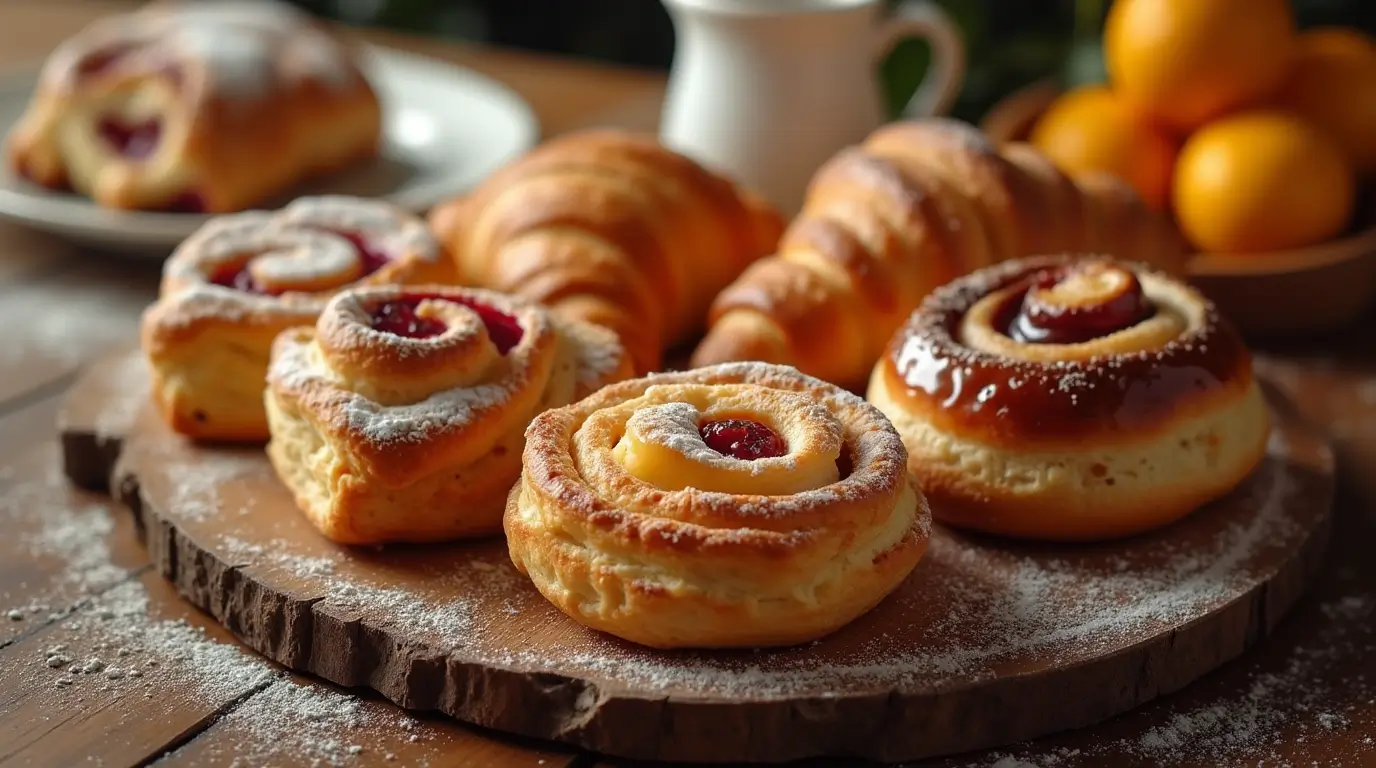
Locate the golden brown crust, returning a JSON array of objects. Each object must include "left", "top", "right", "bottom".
[
  {"left": 693, "top": 146, "right": 991, "bottom": 389},
  {"left": 427, "top": 130, "right": 784, "bottom": 373},
  {"left": 694, "top": 118, "right": 1190, "bottom": 389},
  {"left": 875, "top": 255, "right": 1252, "bottom": 447},
  {"left": 867, "top": 254, "right": 1270, "bottom": 542},
  {"left": 265, "top": 284, "right": 633, "bottom": 544},
  {"left": 864, "top": 118, "right": 1042, "bottom": 262},
  {"left": 5, "top": 0, "right": 381, "bottom": 213},
  {"left": 506, "top": 362, "right": 930, "bottom": 649},
  {"left": 140, "top": 196, "right": 451, "bottom": 442}
]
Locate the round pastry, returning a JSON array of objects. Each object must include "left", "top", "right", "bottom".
[
  {"left": 140, "top": 196, "right": 451, "bottom": 442},
  {"left": 6, "top": 0, "right": 381, "bottom": 213},
  {"left": 867, "top": 255, "right": 1270, "bottom": 542},
  {"left": 506, "top": 362, "right": 930, "bottom": 649},
  {"left": 265, "top": 284, "right": 633, "bottom": 545}
]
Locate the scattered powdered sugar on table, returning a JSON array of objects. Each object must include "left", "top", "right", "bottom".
[
  {"left": 5, "top": 459, "right": 125, "bottom": 597},
  {"left": 38, "top": 580, "right": 276, "bottom": 696},
  {"left": 176, "top": 676, "right": 432, "bottom": 767},
  {"left": 166, "top": 451, "right": 264, "bottom": 521},
  {"left": 27, "top": 579, "right": 429, "bottom": 767},
  {"left": 488, "top": 441, "right": 1304, "bottom": 696},
  {"left": 218, "top": 535, "right": 475, "bottom": 644},
  {"left": 972, "top": 593, "right": 1374, "bottom": 767},
  {"left": 13, "top": 483, "right": 431, "bottom": 766}
]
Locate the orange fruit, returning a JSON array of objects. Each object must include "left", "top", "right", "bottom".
[
  {"left": 1105, "top": 0, "right": 1296, "bottom": 132},
  {"left": 1172, "top": 111, "right": 1356, "bottom": 253},
  {"left": 1275, "top": 27, "right": 1376, "bottom": 174},
  {"left": 1029, "top": 85, "right": 1177, "bottom": 210}
]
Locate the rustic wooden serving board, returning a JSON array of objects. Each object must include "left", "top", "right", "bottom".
[{"left": 60, "top": 352, "right": 1334, "bottom": 764}]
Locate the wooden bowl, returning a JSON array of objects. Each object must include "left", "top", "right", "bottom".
[{"left": 980, "top": 80, "right": 1376, "bottom": 336}]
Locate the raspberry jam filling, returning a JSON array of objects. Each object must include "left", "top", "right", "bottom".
[
  {"left": 208, "top": 230, "right": 390, "bottom": 295},
  {"left": 369, "top": 294, "right": 524, "bottom": 353},
  {"left": 1004, "top": 263, "right": 1154, "bottom": 345},
  {"left": 699, "top": 419, "right": 787, "bottom": 461},
  {"left": 370, "top": 299, "right": 448, "bottom": 339},
  {"left": 97, "top": 116, "right": 162, "bottom": 159}
]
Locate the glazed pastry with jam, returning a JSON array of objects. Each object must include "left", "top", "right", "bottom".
[
  {"left": 265, "top": 285, "right": 632, "bottom": 545},
  {"left": 6, "top": 0, "right": 381, "bottom": 213},
  {"left": 507, "top": 362, "right": 930, "bottom": 649},
  {"left": 140, "top": 196, "right": 450, "bottom": 442},
  {"left": 868, "top": 255, "right": 1269, "bottom": 542}
]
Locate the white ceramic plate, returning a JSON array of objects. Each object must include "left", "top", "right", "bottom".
[{"left": 0, "top": 46, "right": 539, "bottom": 254}]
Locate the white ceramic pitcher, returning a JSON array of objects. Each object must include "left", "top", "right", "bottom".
[{"left": 659, "top": 0, "right": 966, "bottom": 214}]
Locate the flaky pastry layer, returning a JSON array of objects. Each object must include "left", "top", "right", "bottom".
[
  {"left": 265, "top": 285, "right": 632, "bottom": 544},
  {"left": 140, "top": 196, "right": 448, "bottom": 442},
  {"left": 506, "top": 362, "right": 930, "bottom": 649},
  {"left": 868, "top": 254, "right": 1269, "bottom": 541}
]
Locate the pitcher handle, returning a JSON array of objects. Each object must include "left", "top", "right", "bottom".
[{"left": 875, "top": 0, "right": 967, "bottom": 118}]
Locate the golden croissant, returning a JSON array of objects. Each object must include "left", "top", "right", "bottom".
[
  {"left": 429, "top": 130, "right": 785, "bottom": 373},
  {"left": 692, "top": 118, "right": 1187, "bottom": 388}
]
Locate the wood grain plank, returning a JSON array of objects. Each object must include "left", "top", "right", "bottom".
[
  {"left": 160, "top": 676, "right": 579, "bottom": 768},
  {"left": 57, "top": 349, "right": 145, "bottom": 492},
  {"left": 0, "top": 570, "right": 272, "bottom": 768},
  {"left": 0, "top": 442, "right": 148, "bottom": 648}
]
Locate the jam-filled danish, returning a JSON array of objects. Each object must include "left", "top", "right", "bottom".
[
  {"left": 265, "top": 285, "right": 632, "bottom": 545},
  {"left": 507, "top": 362, "right": 930, "bottom": 649},
  {"left": 868, "top": 255, "right": 1270, "bottom": 542},
  {"left": 6, "top": 0, "right": 381, "bottom": 213},
  {"left": 140, "top": 196, "right": 450, "bottom": 442}
]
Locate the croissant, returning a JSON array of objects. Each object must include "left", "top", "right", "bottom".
[
  {"left": 691, "top": 118, "right": 1187, "bottom": 388},
  {"left": 428, "top": 130, "right": 785, "bottom": 374}
]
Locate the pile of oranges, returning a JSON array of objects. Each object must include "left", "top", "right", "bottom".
[{"left": 1029, "top": 0, "right": 1375, "bottom": 255}]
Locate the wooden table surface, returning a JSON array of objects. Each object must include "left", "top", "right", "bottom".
[{"left": 0, "top": 3, "right": 1372, "bottom": 767}]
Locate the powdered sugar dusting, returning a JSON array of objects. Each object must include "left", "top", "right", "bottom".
[
  {"left": 624, "top": 401, "right": 800, "bottom": 475},
  {"left": 166, "top": 451, "right": 264, "bottom": 522},
  {"left": 5, "top": 459, "right": 127, "bottom": 598},
  {"left": 177, "top": 676, "right": 435, "bottom": 767},
  {"left": 50, "top": 0, "right": 362, "bottom": 99},
  {"left": 23, "top": 577, "right": 437, "bottom": 768},
  {"left": 493, "top": 432, "right": 1309, "bottom": 697},
  {"left": 967, "top": 593, "right": 1373, "bottom": 767},
  {"left": 218, "top": 536, "right": 476, "bottom": 646}
]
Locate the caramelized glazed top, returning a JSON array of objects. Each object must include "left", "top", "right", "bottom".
[{"left": 882, "top": 255, "right": 1252, "bottom": 444}]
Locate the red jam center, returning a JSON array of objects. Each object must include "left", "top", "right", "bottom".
[
  {"left": 369, "top": 294, "right": 524, "bottom": 353},
  {"left": 699, "top": 419, "right": 787, "bottom": 461},
  {"left": 97, "top": 116, "right": 162, "bottom": 159},
  {"left": 208, "top": 229, "right": 389, "bottom": 295},
  {"left": 1004, "top": 264, "right": 1153, "bottom": 345},
  {"left": 370, "top": 299, "right": 448, "bottom": 339}
]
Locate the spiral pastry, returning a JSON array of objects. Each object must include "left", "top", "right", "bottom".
[
  {"left": 506, "top": 362, "right": 930, "bottom": 649},
  {"left": 265, "top": 285, "right": 632, "bottom": 545},
  {"left": 139, "top": 196, "right": 450, "bottom": 442},
  {"left": 867, "top": 255, "right": 1270, "bottom": 542}
]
